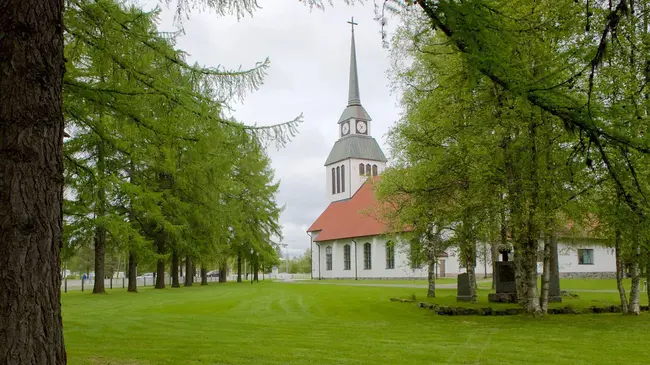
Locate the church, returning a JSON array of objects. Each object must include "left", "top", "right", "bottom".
[{"left": 307, "top": 21, "right": 618, "bottom": 281}]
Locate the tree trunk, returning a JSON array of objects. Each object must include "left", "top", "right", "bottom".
[
  {"left": 184, "top": 256, "right": 192, "bottom": 287},
  {"left": 539, "top": 233, "right": 551, "bottom": 314},
  {"left": 171, "top": 250, "right": 180, "bottom": 288},
  {"left": 92, "top": 134, "right": 107, "bottom": 294},
  {"left": 254, "top": 260, "right": 259, "bottom": 282},
  {"left": 615, "top": 229, "right": 629, "bottom": 313},
  {"left": 154, "top": 238, "right": 165, "bottom": 289},
  {"left": 427, "top": 249, "right": 436, "bottom": 298},
  {"left": 127, "top": 251, "right": 137, "bottom": 292},
  {"left": 628, "top": 246, "right": 641, "bottom": 315},
  {"left": 219, "top": 261, "right": 227, "bottom": 283},
  {"left": 523, "top": 241, "right": 541, "bottom": 315},
  {"left": 0, "top": 1, "right": 67, "bottom": 363},
  {"left": 237, "top": 250, "right": 242, "bottom": 283},
  {"left": 201, "top": 267, "right": 208, "bottom": 286}
]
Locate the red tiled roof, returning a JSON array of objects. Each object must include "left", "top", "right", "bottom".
[{"left": 308, "top": 177, "right": 397, "bottom": 242}]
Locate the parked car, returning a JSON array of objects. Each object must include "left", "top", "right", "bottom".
[
  {"left": 206, "top": 270, "right": 220, "bottom": 278},
  {"left": 136, "top": 273, "right": 154, "bottom": 280}
]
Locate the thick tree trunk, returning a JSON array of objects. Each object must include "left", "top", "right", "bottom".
[
  {"left": 127, "top": 251, "right": 137, "bottom": 292},
  {"left": 93, "top": 225, "right": 106, "bottom": 294},
  {"left": 491, "top": 242, "right": 499, "bottom": 290},
  {"left": 628, "top": 250, "right": 641, "bottom": 315},
  {"left": 514, "top": 251, "right": 527, "bottom": 306},
  {"left": 539, "top": 233, "right": 551, "bottom": 314},
  {"left": 154, "top": 239, "right": 165, "bottom": 289},
  {"left": 184, "top": 256, "right": 192, "bottom": 287},
  {"left": 523, "top": 241, "right": 541, "bottom": 315},
  {"left": 614, "top": 229, "right": 629, "bottom": 314},
  {"left": 0, "top": 1, "right": 67, "bottom": 363},
  {"left": 201, "top": 267, "right": 208, "bottom": 286},
  {"left": 237, "top": 251, "right": 242, "bottom": 283},
  {"left": 427, "top": 248, "right": 436, "bottom": 298},
  {"left": 254, "top": 260, "right": 259, "bottom": 282},
  {"left": 171, "top": 250, "right": 180, "bottom": 288},
  {"left": 93, "top": 140, "right": 107, "bottom": 294},
  {"left": 219, "top": 261, "right": 227, "bottom": 283}
]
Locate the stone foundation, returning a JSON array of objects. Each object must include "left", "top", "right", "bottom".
[{"left": 559, "top": 272, "right": 616, "bottom": 279}]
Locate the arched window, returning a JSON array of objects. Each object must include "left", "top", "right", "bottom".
[
  {"left": 343, "top": 244, "right": 351, "bottom": 270},
  {"left": 385, "top": 241, "right": 395, "bottom": 269},
  {"left": 341, "top": 165, "right": 345, "bottom": 192},
  {"left": 366, "top": 164, "right": 371, "bottom": 176},
  {"left": 331, "top": 168, "right": 335, "bottom": 195},
  {"left": 363, "top": 242, "right": 372, "bottom": 270},
  {"left": 326, "top": 246, "right": 333, "bottom": 271},
  {"left": 372, "top": 164, "right": 378, "bottom": 176},
  {"left": 336, "top": 166, "right": 341, "bottom": 193},
  {"left": 359, "top": 163, "right": 365, "bottom": 176}
]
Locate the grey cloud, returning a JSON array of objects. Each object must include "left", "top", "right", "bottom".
[{"left": 148, "top": 0, "right": 401, "bottom": 255}]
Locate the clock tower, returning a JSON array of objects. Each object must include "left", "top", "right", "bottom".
[{"left": 325, "top": 18, "right": 387, "bottom": 203}]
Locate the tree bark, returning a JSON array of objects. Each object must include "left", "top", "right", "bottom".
[
  {"left": 254, "top": 260, "right": 259, "bottom": 282},
  {"left": 614, "top": 229, "right": 629, "bottom": 314},
  {"left": 92, "top": 121, "right": 107, "bottom": 294},
  {"left": 171, "top": 250, "right": 180, "bottom": 288},
  {"left": 237, "top": 250, "right": 242, "bottom": 283},
  {"left": 0, "top": 0, "right": 67, "bottom": 363},
  {"left": 219, "top": 261, "right": 227, "bottom": 283},
  {"left": 154, "top": 238, "right": 165, "bottom": 289},
  {"left": 184, "top": 256, "right": 192, "bottom": 287},
  {"left": 628, "top": 245, "right": 641, "bottom": 315},
  {"left": 127, "top": 251, "right": 137, "bottom": 292},
  {"left": 427, "top": 248, "right": 436, "bottom": 298},
  {"left": 539, "top": 233, "right": 551, "bottom": 314},
  {"left": 201, "top": 267, "right": 208, "bottom": 286}
]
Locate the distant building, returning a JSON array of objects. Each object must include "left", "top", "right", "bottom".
[{"left": 307, "top": 22, "right": 616, "bottom": 280}]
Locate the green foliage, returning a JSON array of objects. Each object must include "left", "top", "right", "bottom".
[{"left": 61, "top": 0, "right": 292, "bottom": 283}]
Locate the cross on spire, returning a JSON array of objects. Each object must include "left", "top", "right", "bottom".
[{"left": 347, "top": 17, "right": 358, "bottom": 33}]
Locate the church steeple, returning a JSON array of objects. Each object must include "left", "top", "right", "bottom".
[
  {"left": 347, "top": 18, "right": 361, "bottom": 106},
  {"left": 338, "top": 17, "right": 371, "bottom": 125}
]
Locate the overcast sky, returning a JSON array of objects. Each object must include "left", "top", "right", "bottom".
[{"left": 143, "top": 0, "right": 402, "bottom": 258}]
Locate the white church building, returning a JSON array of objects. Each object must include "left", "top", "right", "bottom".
[{"left": 307, "top": 21, "right": 617, "bottom": 280}]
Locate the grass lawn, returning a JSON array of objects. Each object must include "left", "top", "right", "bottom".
[
  {"left": 310, "top": 277, "right": 458, "bottom": 285},
  {"left": 63, "top": 282, "right": 650, "bottom": 365}
]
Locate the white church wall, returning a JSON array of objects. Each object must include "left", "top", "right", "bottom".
[
  {"left": 310, "top": 235, "right": 486, "bottom": 280},
  {"left": 556, "top": 239, "right": 616, "bottom": 278},
  {"left": 325, "top": 160, "right": 351, "bottom": 202},
  {"left": 348, "top": 158, "right": 386, "bottom": 197}
]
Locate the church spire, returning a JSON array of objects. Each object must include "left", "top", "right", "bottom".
[
  {"left": 347, "top": 17, "right": 361, "bottom": 106},
  {"left": 338, "top": 17, "right": 371, "bottom": 125}
]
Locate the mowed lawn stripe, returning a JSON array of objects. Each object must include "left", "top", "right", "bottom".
[{"left": 62, "top": 281, "right": 650, "bottom": 365}]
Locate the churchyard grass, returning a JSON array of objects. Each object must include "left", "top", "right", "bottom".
[
  {"left": 62, "top": 281, "right": 650, "bottom": 365},
  {"left": 309, "top": 277, "right": 458, "bottom": 285}
]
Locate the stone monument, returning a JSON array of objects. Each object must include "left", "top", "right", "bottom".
[
  {"left": 488, "top": 250, "right": 518, "bottom": 303},
  {"left": 456, "top": 273, "right": 473, "bottom": 302}
]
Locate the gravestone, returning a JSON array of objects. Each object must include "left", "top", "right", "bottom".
[
  {"left": 456, "top": 273, "right": 473, "bottom": 302},
  {"left": 488, "top": 261, "right": 518, "bottom": 303}
]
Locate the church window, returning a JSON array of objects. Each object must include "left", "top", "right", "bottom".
[
  {"left": 372, "top": 164, "right": 378, "bottom": 176},
  {"left": 359, "top": 163, "right": 365, "bottom": 176},
  {"left": 341, "top": 165, "right": 345, "bottom": 192},
  {"left": 331, "top": 168, "right": 336, "bottom": 195},
  {"left": 343, "top": 244, "right": 351, "bottom": 270},
  {"left": 366, "top": 164, "right": 371, "bottom": 176},
  {"left": 336, "top": 166, "right": 341, "bottom": 193},
  {"left": 326, "top": 246, "right": 333, "bottom": 270},
  {"left": 385, "top": 241, "right": 395, "bottom": 269},
  {"left": 363, "top": 242, "right": 372, "bottom": 270}
]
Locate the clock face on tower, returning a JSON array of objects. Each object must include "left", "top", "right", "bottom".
[
  {"left": 356, "top": 121, "right": 367, "bottom": 134},
  {"left": 341, "top": 122, "right": 350, "bottom": 136}
]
